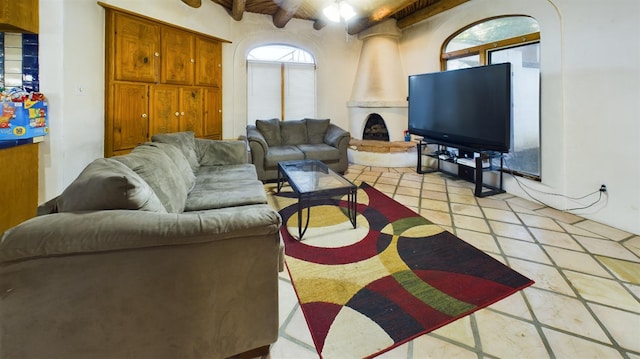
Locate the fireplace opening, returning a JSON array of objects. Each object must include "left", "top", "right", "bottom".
[{"left": 362, "top": 113, "right": 390, "bottom": 141}]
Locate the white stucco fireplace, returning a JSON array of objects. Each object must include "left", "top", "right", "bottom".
[{"left": 347, "top": 19, "right": 417, "bottom": 167}]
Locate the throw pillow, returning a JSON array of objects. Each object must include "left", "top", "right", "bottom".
[
  {"left": 280, "top": 120, "right": 309, "bottom": 145},
  {"left": 139, "top": 142, "right": 196, "bottom": 192},
  {"left": 305, "top": 118, "right": 330, "bottom": 144},
  {"left": 114, "top": 146, "right": 189, "bottom": 213},
  {"left": 151, "top": 131, "right": 200, "bottom": 173},
  {"left": 56, "top": 158, "right": 167, "bottom": 213},
  {"left": 255, "top": 118, "right": 282, "bottom": 146}
]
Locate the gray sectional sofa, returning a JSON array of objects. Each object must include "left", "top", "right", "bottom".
[
  {"left": 0, "top": 132, "right": 282, "bottom": 359},
  {"left": 246, "top": 118, "right": 351, "bottom": 181}
]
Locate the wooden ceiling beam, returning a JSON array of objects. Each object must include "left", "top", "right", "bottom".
[
  {"left": 273, "top": 0, "right": 303, "bottom": 28},
  {"left": 313, "top": 18, "right": 327, "bottom": 31},
  {"left": 231, "top": 0, "right": 246, "bottom": 21},
  {"left": 181, "top": 0, "right": 202, "bottom": 8},
  {"left": 347, "top": 0, "right": 421, "bottom": 35},
  {"left": 397, "top": 0, "right": 469, "bottom": 29}
]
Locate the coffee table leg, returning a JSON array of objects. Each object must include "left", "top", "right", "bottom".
[
  {"left": 298, "top": 195, "right": 311, "bottom": 240},
  {"left": 348, "top": 188, "right": 357, "bottom": 228}
]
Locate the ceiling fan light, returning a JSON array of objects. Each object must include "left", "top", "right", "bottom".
[
  {"left": 323, "top": 3, "right": 341, "bottom": 23},
  {"left": 339, "top": 2, "right": 356, "bottom": 21}
]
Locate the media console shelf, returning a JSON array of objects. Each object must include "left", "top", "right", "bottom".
[{"left": 416, "top": 140, "right": 505, "bottom": 198}]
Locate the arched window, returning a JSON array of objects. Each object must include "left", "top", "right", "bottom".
[
  {"left": 443, "top": 16, "right": 541, "bottom": 179},
  {"left": 247, "top": 44, "right": 316, "bottom": 124}
]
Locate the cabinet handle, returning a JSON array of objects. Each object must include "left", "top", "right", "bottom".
[
  {"left": 218, "top": 109, "right": 222, "bottom": 113},
  {"left": 175, "top": 112, "right": 180, "bottom": 116},
  {"left": 190, "top": 59, "right": 195, "bottom": 63},
  {"left": 181, "top": 112, "right": 185, "bottom": 116},
  {"left": 155, "top": 52, "right": 160, "bottom": 57},
  {"left": 218, "top": 64, "right": 221, "bottom": 67},
  {"left": 141, "top": 113, "right": 148, "bottom": 118}
]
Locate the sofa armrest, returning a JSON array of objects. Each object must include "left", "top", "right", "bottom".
[
  {"left": 246, "top": 126, "right": 269, "bottom": 152},
  {"left": 0, "top": 205, "right": 282, "bottom": 263},
  {"left": 324, "top": 123, "right": 351, "bottom": 148},
  {"left": 246, "top": 125, "right": 269, "bottom": 173},
  {"left": 195, "top": 138, "right": 248, "bottom": 166}
]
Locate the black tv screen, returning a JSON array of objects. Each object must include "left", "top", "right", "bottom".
[{"left": 408, "top": 63, "right": 512, "bottom": 153}]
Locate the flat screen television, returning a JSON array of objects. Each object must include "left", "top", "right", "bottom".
[{"left": 408, "top": 63, "right": 512, "bottom": 153}]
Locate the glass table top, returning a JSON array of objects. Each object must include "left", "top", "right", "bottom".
[{"left": 278, "top": 160, "right": 355, "bottom": 195}]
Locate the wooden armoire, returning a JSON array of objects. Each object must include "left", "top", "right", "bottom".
[{"left": 101, "top": 3, "right": 229, "bottom": 157}]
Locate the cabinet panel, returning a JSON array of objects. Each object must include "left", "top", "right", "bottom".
[
  {"left": 0, "top": 0, "right": 39, "bottom": 33},
  {"left": 150, "top": 86, "right": 180, "bottom": 135},
  {"left": 0, "top": 143, "right": 38, "bottom": 234},
  {"left": 195, "top": 37, "right": 221, "bottom": 87},
  {"left": 203, "top": 87, "right": 222, "bottom": 139},
  {"left": 180, "top": 87, "right": 204, "bottom": 136},
  {"left": 112, "top": 83, "right": 149, "bottom": 154},
  {"left": 104, "top": 7, "right": 225, "bottom": 156},
  {"left": 161, "top": 27, "right": 195, "bottom": 85},
  {"left": 113, "top": 13, "right": 159, "bottom": 83}
]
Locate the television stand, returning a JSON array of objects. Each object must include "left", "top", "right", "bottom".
[{"left": 416, "top": 141, "right": 505, "bottom": 198}]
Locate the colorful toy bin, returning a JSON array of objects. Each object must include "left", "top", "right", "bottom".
[{"left": 0, "top": 92, "right": 49, "bottom": 140}]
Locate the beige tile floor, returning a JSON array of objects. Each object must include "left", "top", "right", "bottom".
[{"left": 266, "top": 165, "right": 640, "bottom": 359}]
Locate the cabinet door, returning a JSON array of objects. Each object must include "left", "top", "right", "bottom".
[
  {"left": 180, "top": 87, "right": 204, "bottom": 136},
  {"left": 203, "top": 87, "right": 222, "bottom": 139},
  {"left": 150, "top": 86, "right": 180, "bottom": 135},
  {"left": 161, "top": 27, "right": 194, "bottom": 85},
  {"left": 113, "top": 13, "right": 159, "bottom": 82},
  {"left": 195, "top": 37, "right": 221, "bottom": 87},
  {"left": 112, "top": 83, "right": 149, "bottom": 154}
]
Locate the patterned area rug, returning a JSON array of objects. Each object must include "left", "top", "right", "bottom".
[{"left": 270, "top": 182, "right": 534, "bottom": 359}]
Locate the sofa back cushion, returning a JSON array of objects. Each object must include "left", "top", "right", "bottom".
[
  {"left": 305, "top": 118, "right": 330, "bottom": 144},
  {"left": 142, "top": 142, "right": 196, "bottom": 192},
  {"left": 255, "top": 118, "right": 282, "bottom": 146},
  {"left": 151, "top": 131, "right": 200, "bottom": 173},
  {"left": 280, "top": 120, "right": 309, "bottom": 145},
  {"left": 56, "top": 158, "right": 167, "bottom": 213},
  {"left": 114, "top": 146, "right": 189, "bottom": 213}
]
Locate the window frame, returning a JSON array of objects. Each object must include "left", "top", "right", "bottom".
[
  {"left": 246, "top": 44, "right": 317, "bottom": 123},
  {"left": 441, "top": 19, "right": 541, "bottom": 181}
]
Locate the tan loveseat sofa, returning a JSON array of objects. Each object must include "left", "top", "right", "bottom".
[
  {"left": 246, "top": 118, "right": 351, "bottom": 181},
  {"left": 0, "top": 132, "right": 282, "bottom": 359}
]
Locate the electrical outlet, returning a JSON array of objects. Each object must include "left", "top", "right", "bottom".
[
  {"left": 599, "top": 184, "right": 607, "bottom": 193},
  {"left": 74, "top": 85, "right": 87, "bottom": 96}
]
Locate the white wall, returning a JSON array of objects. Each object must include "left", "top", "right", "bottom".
[
  {"left": 37, "top": 0, "right": 360, "bottom": 196},
  {"left": 37, "top": 0, "right": 639, "bottom": 234},
  {"left": 401, "top": 0, "right": 640, "bottom": 234},
  {"left": 226, "top": 12, "right": 361, "bottom": 138}
]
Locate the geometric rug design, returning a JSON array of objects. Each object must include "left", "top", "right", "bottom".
[{"left": 274, "top": 183, "right": 535, "bottom": 358}]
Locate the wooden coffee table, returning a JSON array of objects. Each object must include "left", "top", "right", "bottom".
[{"left": 277, "top": 160, "right": 357, "bottom": 240}]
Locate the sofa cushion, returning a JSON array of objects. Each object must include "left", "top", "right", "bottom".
[
  {"left": 142, "top": 142, "right": 196, "bottom": 192},
  {"left": 195, "top": 139, "right": 248, "bottom": 166},
  {"left": 151, "top": 131, "right": 200, "bottom": 173},
  {"left": 280, "top": 120, "right": 309, "bottom": 145},
  {"left": 255, "top": 119, "right": 282, "bottom": 146},
  {"left": 185, "top": 180, "right": 268, "bottom": 211},
  {"left": 297, "top": 144, "right": 341, "bottom": 162},
  {"left": 305, "top": 118, "right": 330, "bottom": 144},
  {"left": 195, "top": 164, "right": 259, "bottom": 184},
  {"left": 56, "top": 158, "right": 167, "bottom": 213},
  {"left": 114, "top": 146, "right": 189, "bottom": 213},
  {"left": 264, "top": 145, "right": 305, "bottom": 168}
]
